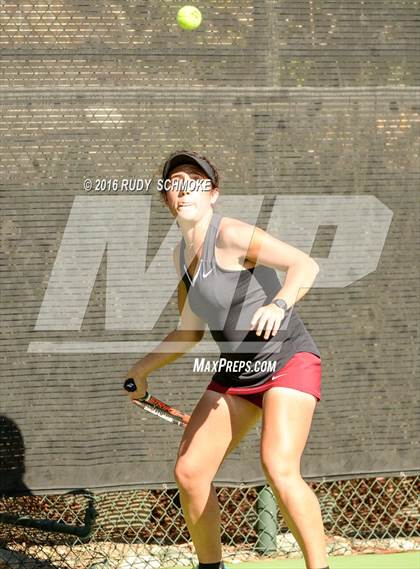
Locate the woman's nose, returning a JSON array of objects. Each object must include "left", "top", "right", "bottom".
[{"left": 179, "top": 181, "right": 193, "bottom": 195}]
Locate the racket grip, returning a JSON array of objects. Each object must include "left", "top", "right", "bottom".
[{"left": 123, "top": 378, "right": 148, "bottom": 400}]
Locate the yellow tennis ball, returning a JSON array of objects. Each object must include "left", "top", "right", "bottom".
[{"left": 176, "top": 6, "right": 202, "bottom": 30}]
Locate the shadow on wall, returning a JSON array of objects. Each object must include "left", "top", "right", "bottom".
[{"left": 0, "top": 415, "right": 32, "bottom": 497}]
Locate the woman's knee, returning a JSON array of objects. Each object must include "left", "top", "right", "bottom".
[
  {"left": 173, "top": 457, "right": 211, "bottom": 491},
  {"left": 260, "top": 454, "right": 301, "bottom": 488}
]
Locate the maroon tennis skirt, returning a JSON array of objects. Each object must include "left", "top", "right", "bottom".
[{"left": 206, "top": 351, "right": 322, "bottom": 408}]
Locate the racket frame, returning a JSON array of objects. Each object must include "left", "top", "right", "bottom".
[{"left": 124, "top": 379, "right": 190, "bottom": 427}]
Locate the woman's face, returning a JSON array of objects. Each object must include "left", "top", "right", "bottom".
[{"left": 163, "top": 163, "right": 218, "bottom": 221}]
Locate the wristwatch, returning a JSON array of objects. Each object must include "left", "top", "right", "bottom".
[{"left": 272, "top": 298, "right": 288, "bottom": 311}]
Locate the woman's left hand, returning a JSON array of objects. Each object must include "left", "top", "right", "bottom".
[{"left": 249, "top": 303, "right": 286, "bottom": 340}]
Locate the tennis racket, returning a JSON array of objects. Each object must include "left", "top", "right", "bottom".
[{"left": 123, "top": 378, "right": 190, "bottom": 428}]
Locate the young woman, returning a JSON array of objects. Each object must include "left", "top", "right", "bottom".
[{"left": 126, "top": 151, "right": 330, "bottom": 569}]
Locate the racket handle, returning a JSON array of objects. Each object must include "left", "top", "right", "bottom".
[{"left": 123, "top": 378, "right": 148, "bottom": 401}]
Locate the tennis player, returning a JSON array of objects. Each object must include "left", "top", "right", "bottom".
[{"left": 126, "top": 151, "right": 330, "bottom": 569}]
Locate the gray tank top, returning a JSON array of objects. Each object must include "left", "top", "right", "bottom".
[{"left": 179, "top": 210, "right": 321, "bottom": 387}]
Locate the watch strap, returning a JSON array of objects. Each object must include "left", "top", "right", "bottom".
[{"left": 273, "top": 298, "right": 288, "bottom": 311}]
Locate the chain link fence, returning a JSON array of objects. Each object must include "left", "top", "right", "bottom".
[{"left": 0, "top": 474, "right": 419, "bottom": 568}]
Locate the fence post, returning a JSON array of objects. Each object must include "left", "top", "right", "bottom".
[{"left": 256, "top": 485, "right": 277, "bottom": 554}]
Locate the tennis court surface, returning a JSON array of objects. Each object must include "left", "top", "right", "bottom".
[{"left": 175, "top": 552, "right": 419, "bottom": 569}]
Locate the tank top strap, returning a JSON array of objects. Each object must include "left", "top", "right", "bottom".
[
  {"left": 178, "top": 210, "right": 223, "bottom": 282},
  {"left": 202, "top": 211, "right": 223, "bottom": 266},
  {"left": 179, "top": 235, "right": 189, "bottom": 282}
]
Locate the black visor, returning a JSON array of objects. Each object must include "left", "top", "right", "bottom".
[{"left": 162, "top": 152, "right": 216, "bottom": 186}]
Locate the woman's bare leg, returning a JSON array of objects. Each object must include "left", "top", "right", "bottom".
[
  {"left": 174, "top": 390, "right": 261, "bottom": 563},
  {"left": 260, "top": 387, "right": 329, "bottom": 569}
]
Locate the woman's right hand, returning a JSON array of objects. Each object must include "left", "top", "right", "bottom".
[{"left": 125, "top": 363, "right": 149, "bottom": 401}]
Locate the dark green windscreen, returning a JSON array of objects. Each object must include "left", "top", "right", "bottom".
[{"left": 0, "top": 1, "right": 418, "bottom": 494}]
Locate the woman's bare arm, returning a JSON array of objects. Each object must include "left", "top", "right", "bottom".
[
  {"left": 126, "top": 243, "right": 206, "bottom": 379},
  {"left": 218, "top": 218, "right": 319, "bottom": 340},
  {"left": 220, "top": 217, "right": 319, "bottom": 309}
]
